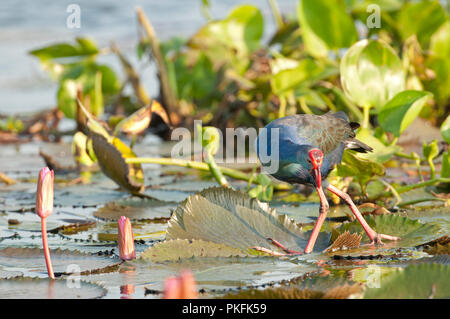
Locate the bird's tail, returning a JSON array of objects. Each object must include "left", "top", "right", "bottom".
[{"left": 343, "top": 138, "right": 373, "bottom": 153}]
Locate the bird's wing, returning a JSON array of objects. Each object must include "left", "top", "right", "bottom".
[{"left": 296, "top": 114, "right": 354, "bottom": 154}]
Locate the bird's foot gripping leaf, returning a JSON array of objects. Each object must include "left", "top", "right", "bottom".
[{"left": 366, "top": 233, "right": 401, "bottom": 246}]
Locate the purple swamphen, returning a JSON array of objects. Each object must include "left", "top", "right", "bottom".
[{"left": 256, "top": 111, "right": 400, "bottom": 254}]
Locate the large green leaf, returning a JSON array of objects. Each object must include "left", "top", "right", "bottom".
[
  {"left": 378, "top": 90, "right": 432, "bottom": 137},
  {"left": 270, "top": 59, "right": 336, "bottom": 96},
  {"left": 397, "top": 1, "right": 447, "bottom": 48},
  {"left": 340, "top": 39, "right": 405, "bottom": 110},
  {"left": 29, "top": 37, "right": 99, "bottom": 61},
  {"left": 430, "top": 20, "right": 450, "bottom": 60},
  {"left": 165, "top": 187, "right": 330, "bottom": 254},
  {"left": 364, "top": 263, "right": 450, "bottom": 298},
  {"left": 297, "top": 0, "right": 357, "bottom": 58}
]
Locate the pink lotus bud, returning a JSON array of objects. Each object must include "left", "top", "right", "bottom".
[
  {"left": 163, "top": 270, "right": 198, "bottom": 299},
  {"left": 36, "top": 167, "right": 54, "bottom": 219},
  {"left": 118, "top": 216, "right": 136, "bottom": 260}
]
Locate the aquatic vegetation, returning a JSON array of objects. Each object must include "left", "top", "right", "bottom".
[{"left": 1, "top": 0, "right": 449, "bottom": 299}]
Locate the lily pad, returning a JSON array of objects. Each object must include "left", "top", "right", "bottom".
[
  {"left": 166, "top": 187, "right": 330, "bottom": 254},
  {"left": 139, "top": 239, "right": 248, "bottom": 262},
  {"left": 0, "top": 277, "right": 107, "bottom": 299},
  {"left": 335, "top": 214, "right": 444, "bottom": 247},
  {"left": 94, "top": 197, "right": 175, "bottom": 221},
  {"left": 0, "top": 247, "right": 120, "bottom": 277},
  {"left": 364, "top": 263, "right": 450, "bottom": 298}
]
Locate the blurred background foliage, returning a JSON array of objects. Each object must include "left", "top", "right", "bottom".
[{"left": 26, "top": 0, "right": 449, "bottom": 201}]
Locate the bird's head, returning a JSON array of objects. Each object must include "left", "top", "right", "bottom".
[{"left": 308, "top": 148, "right": 324, "bottom": 188}]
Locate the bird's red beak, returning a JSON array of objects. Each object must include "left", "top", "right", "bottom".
[{"left": 309, "top": 149, "right": 323, "bottom": 189}]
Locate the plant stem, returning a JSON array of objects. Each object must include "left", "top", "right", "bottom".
[
  {"left": 268, "top": 0, "right": 284, "bottom": 29},
  {"left": 362, "top": 104, "right": 371, "bottom": 129},
  {"left": 205, "top": 153, "right": 230, "bottom": 187},
  {"left": 375, "top": 177, "right": 450, "bottom": 199},
  {"left": 41, "top": 218, "right": 55, "bottom": 279},
  {"left": 125, "top": 157, "right": 292, "bottom": 190},
  {"left": 136, "top": 7, "right": 176, "bottom": 124}
]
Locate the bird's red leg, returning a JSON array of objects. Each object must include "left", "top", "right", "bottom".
[
  {"left": 304, "top": 186, "right": 329, "bottom": 254},
  {"left": 326, "top": 184, "right": 400, "bottom": 245}
]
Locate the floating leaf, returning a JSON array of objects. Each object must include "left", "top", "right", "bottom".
[
  {"left": 336, "top": 214, "right": 444, "bottom": 247},
  {"left": 297, "top": 0, "right": 357, "bottom": 58},
  {"left": 166, "top": 187, "right": 330, "bottom": 254},
  {"left": 378, "top": 90, "right": 432, "bottom": 137},
  {"left": 340, "top": 39, "right": 405, "bottom": 110},
  {"left": 94, "top": 197, "right": 174, "bottom": 221},
  {"left": 0, "top": 277, "right": 106, "bottom": 299},
  {"left": 364, "top": 263, "right": 450, "bottom": 298},
  {"left": 0, "top": 247, "right": 119, "bottom": 275},
  {"left": 140, "top": 239, "right": 248, "bottom": 262},
  {"left": 91, "top": 133, "right": 145, "bottom": 195}
]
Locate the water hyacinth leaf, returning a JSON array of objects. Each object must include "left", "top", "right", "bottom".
[
  {"left": 441, "top": 115, "right": 450, "bottom": 144},
  {"left": 0, "top": 247, "right": 119, "bottom": 275},
  {"left": 94, "top": 197, "right": 174, "bottom": 221},
  {"left": 0, "top": 277, "right": 107, "bottom": 299},
  {"left": 336, "top": 214, "right": 444, "bottom": 247},
  {"left": 140, "top": 239, "right": 248, "bottom": 262},
  {"left": 166, "top": 187, "right": 329, "bottom": 253},
  {"left": 337, "top": 151, "right": 384, "bottom": 193},
  {"left": 378, "top": 90, "right": 432, "bottom": 137},
  {"left": 271, "top": 59, "right": 332, "bottom": 96},
  {"left": 340, "top": 39, "right": 405, "bottom": 110},
  {"left": 297, "top": 0, "right": 357, "bottom": 58},
  {"left": 430, "top": 21, "right": 450, "bottom": 60},
  {"left": 189, "top": 4, "right": 263, "bottom": 73},
  {"left": 364, "top": 263, "right": 450, "bottom": 298},
  {"left": 397, "top": 0, "right": 447, "bottom": 48},
  {"left": 29, "top": 37, "right": 99, "bottom": 61},
  {"left": 91, "top": 132, "right": 145, "bottom": 194},
  {"left": 355, "top": 128, "right": 401, "bottom": 163}
]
